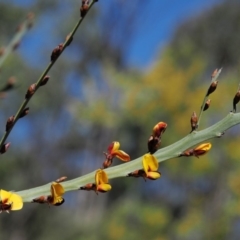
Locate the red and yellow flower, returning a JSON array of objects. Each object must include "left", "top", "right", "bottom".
[{"left": 103, "top": 141, "right": 130, "bottom": 168}]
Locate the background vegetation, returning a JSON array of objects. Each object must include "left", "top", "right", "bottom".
[{"left": 0, "top": 0, "right": 240, "bottom": 239}]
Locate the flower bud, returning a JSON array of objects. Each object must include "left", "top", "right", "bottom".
[
  {"left": 233, "top": 90, "right": 240, "bottom": 112},
  {"left": 148, "top": 136, "right": 160, "bottom": 154},
  {"left": 40, "top": 75, "right": 50, "bottom": 86},
  {"left": 6, "top": 116, "right": 15, "bottom": 131},
  {"left": 51, "top": 43, "right": 63, "bottom": 62},
  {"left": 190, "top": 111, "right": 198, "bottom": 132},
  {"left": 25, "top": 84, "right": 36, "bottom": 99},
  {"left": 0, "top": 142, "right": 11, "bottom": 154},
  {"left": 203, "top": 99, "right": 211, "bottom": 111},
  {"left": 19, "top": 107, "right": 29, "bottom": 118},
  {"left": 80, "top": 0, "right": 89, "bottom": 17},
  {"left": 207, "top": 81, "right": 218, "bottom": 96}
]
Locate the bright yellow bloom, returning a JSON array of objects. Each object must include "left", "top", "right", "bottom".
[
  {"left": 32, "top": 182, "right": 65, "bottom": 206},
  {"left": 95, "top": 169, "right": 112, "bottom": 193},
  {"left": 0, "top": 189, "right": 23, "bottom": 212},
  {"left": 142, "top": 153, "right": 161, "bottom": 180},
  {"left": 80, "top": 169, "right": 112, "bottom": 194},
  {"left": 49, "top": 182, "right": 65, "bottom": 206}
]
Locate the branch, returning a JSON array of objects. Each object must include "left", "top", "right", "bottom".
[
  {"left": 16, "top": 111, "right": 240, "bottom": 202},
  {"left": 0, "top": 0, "right": 97, "bottom": 152}
]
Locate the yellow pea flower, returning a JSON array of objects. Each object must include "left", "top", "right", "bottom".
[
  {"left": 128, "top": 154, "right": 161, "bottom": 181},
  {"left": 33, "top": 182, "right": 65, "bottom": 206},
  {"left": 103, "top": 141, "right": 130, "bottom": 168},
  {"left": 180, "top": 143, "right": 212, "bottom": 158},
  {"left": 142, "top": 154, "right": 161, "bottom": 180},
  {"left": 80, "top": 169, "right": 111, "bottom": 194},
  {"left": 0, "top": 189, "right": 23, "bottom": 213}
]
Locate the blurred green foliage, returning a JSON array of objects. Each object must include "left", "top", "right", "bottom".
[{"left": 0, "top": 0, "right": 240, "bottom": 239}]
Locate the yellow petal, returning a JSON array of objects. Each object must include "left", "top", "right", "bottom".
[
  {"left": 142, "top": 153, "right": 159, "bottom": 174},
  {"left": 0, "top": 189, "right": 23, "bottom": 211},
  {"left": 95, "top": 169, "right": 109, "bottom": 186},
  {"left": 114, "top": 150, "right": 130, "bottom": 162},
  {"left": 51, "top": 182, "right": 65, "bottom": 205},
  {"left": 97, "top": 183, "right": 112, "bottom": 192},
  {"left": 193, "top": 143, "right": 212, "bottom": 157},
  {"left": 108, "top": 141, "right": 120, "bottom": 154},
  {"left": 194, "top": 143, "right": 211, "bottom": 151},
  {"left": 147, "top": 171, "right": 161, "bottom": 180}
]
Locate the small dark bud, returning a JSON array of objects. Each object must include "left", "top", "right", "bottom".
[
  {"left": 190, "top": 111, "right": 198, "bottom": 132},
  {"left": 25, "top": 83, "right": 36, "bottom": 99},
  {"left": 233, "top": 90, "right": 240, "bottom": 113},
  {"left": 19, "top": 107, "right": 30, "bottom": 118},
  {"left": 51, "top": 43, "right": 64, "bottom": 62},
  {"left": 203, "top": 99, "right": 211, "bottom": 111},
  {"left": 148, "top": 136, "right": 160, "bottom": 154},
  {"left": 207, "top": 81, "right": 218, "bottom": 96},
  {"left": 128, "top": 170, "right": 146, "bottom": 181},
  {"left": 0, "top": 142, "right": 11, "bottom": 154},
  {"left": 102, "top": 158, "right": 112, "bottom": 169},
  {"left": 6, "top": 116, "right": 15, "bottom": 131},
  {"left": 80, "top": 0, "right": 89, "bottom": 17},
  {"left": 55, "top": 176, "right": 67, "bottom": 183},
  {"left": 40, "top": 75, "right": 50, "bottom": 86}
]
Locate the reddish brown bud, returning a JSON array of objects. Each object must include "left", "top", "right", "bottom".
[
  {"left": 207, "top": 81, "right": 218, "bottom": 96},
  {"left": 148, "top": 135, "right": 160, "bottom": 154},
  {"left": 51, "top": 44, "right": 63, "bottom": 62},
  {"left": 102, "top": 158, "right": 112, "bottom": 169},
  {"left": 152, "top": 122, "right": 167, "bottom": 138},
  {"left": 128, "top": 170, "right": 147, "bottom": 181},
  {"left": 55, "top": 176, "right": 67, "bottom": 183},
  {"left": 203, "top": 99, "right": 211, "bottom": 111},
  {"left": 32, "top": 196, "right": 48, "bottom": 204},
  {"left": 80, "top": 0, "right": 89, "bottom": 17},
  {"left": 6, "top": 116, "right": 15, "bottom": 131},
  {"left": 40, "top": 75, "right": 50, "bottom": 86},
  {"left": 19, "top": 107, "right": 30, "bottom": 118},
  {"left": 0, "top": 142, "right": 11, "bottom": 154},
  {"left": 80, "top": 183, "right": 96, "bottom": 191},
  {"left": 190, "top": 111, "right": 198, "bottom": 132},
  {"left": 25, "top": 84, "right": 36, "bottom": 99},
  {"left": 233, "top": 90, "right": 240, "bottom": 112}
]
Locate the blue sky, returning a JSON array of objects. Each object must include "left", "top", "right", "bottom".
[{"left": 1, "top": 0, "right": 221, "bottom": 69}]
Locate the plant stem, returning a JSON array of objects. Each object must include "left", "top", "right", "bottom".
[
  {"left": 15, "top": 112, "right": 240, "bottom": 202},
  {"left": 0, "top": 0, "right": 97, "bottom": 151}
]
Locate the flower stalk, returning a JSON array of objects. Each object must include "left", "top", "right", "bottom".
[{"left": 15, "top": 111, "right": 240, "bottom": 203}]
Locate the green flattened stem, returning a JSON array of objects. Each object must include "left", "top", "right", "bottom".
[{"left": 15, "top": 112, "right": 240, "bottom": 202}]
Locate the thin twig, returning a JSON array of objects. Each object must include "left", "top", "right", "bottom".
[{"left": 0, "top": 0, "right": 97, "bottom": 151}]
